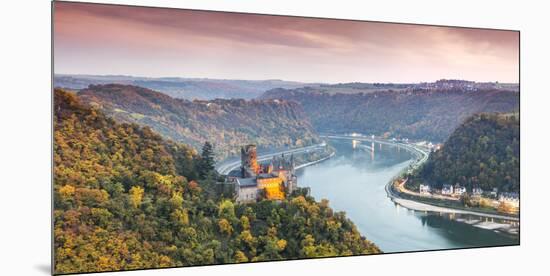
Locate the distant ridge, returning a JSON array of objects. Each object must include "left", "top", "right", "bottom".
[
  {"left": 54, "top": 74, "right": 318, "bottom": 100},
  {"left": 261, "top": 85, "right": 519, "bottom": 142}
]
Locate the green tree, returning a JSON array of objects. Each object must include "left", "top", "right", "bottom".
[{"left": 199, "top": 141, "right": 215, "bottom": 178}]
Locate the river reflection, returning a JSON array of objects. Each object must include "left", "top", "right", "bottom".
[{"left": 296, "top": 139, "right": 518, "bottom": 253}]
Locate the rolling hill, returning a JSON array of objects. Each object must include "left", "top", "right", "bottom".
[
  {"left": 77, "top": 84, "right": 320, "bottom": 159},
  {"left": 409, "top": 113, "right": 519, "bottom": 193},
  {"left": 261, "top": 86, "right": 519, "bottom": 142}
]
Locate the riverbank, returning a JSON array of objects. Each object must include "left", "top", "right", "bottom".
[
  {"left": 299, "top": 138, "right": 518, "bottom": 251},
  {"left": 386, "top": 178, "right": 519, "bottom": 236},
  {"left": 324, "top": 134, "right": 520, "bottom": 234},
  {"left": 355, "top": 137, "right": 518, "bottom": 218},
  {"left": 393, "top": 178, "right": 518, "bottom": 218},
  {"left": 216, "top": 143, "right": 335, "bottom": 174},
  {"left": 375, "top": 140, "right": 519, "bottom": 236},
  {"left": 215, "top": 143, "right": 329, "bottom": 175},
  {"left": 295, "top": 151, "right": 336, "bottom": 170},
  {"left": 389, "top": 193, "right": 519, "bottom": 235},
  {"left": 387, "top": 181, "right": 518, "bottom": 219}
]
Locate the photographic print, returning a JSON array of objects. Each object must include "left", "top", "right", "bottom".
[{"left": 52, "top": 1, "right": 519, "bottom": 274}]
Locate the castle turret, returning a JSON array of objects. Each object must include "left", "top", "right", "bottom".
[{"left": 290, "top": 154, "right": 295, "bottom": 173}]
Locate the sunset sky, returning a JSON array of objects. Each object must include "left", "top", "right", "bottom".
[{"left": 54, "top": 2, "right": 519, "bottom": 83}]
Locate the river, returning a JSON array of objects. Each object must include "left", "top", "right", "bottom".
[{"left": 295, "top": 139, "right": 518, "bottom": 253}]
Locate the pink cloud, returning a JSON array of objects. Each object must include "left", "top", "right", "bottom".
[{"left": 54, "top": 2, "right": 519, "bottom": 83}]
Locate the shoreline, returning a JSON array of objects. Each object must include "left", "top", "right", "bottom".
[
  {"left": 388, "top": 191, "right": 519, "bottom": 236},
  {"left": 321, "top": 135, "right": 519, "bottom": 235},
  {"left": 386, "top": 184, "right": 519, "bottom": 221},
  {"left": 379, "top": 141, "right": 518, "bottom": 220},
  {"left": 295, "top": 151, "right": 336, "bottom": 170},
  {"left": 216, "top": 143, "right": 335, "bottom": 175},
  {"left": 372, "top": 139, "right": 520, "bottom": 236}
]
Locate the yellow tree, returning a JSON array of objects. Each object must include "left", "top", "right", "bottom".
[
  {"left": 234, "top": 250, "right": 249, "bottom": 263},
  {"left": 240, "top": 215, "right": 250, "bottom": 230},
  {"left": 218, "top": 218, "right": 233, "bottom": 236},
  {"left": 59, "top": 185, "right": 75, "bottom": 198},
  {"left": 129, "top": 186, "right": 144, "bottom": 208}
]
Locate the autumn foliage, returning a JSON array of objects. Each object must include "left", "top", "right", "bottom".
[{"left": 53, "top": 89, "right": 379, "bottom": 274}]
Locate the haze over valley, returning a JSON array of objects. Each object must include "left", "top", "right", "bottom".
[{"left": 54, "top": 74, "right": 318, "bottom": 100}]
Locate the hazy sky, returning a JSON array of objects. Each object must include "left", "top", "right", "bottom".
[{"left": 54, "top": 2, "right": 519, "bottom": 83}]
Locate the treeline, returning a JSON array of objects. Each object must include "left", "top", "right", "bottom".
[
  {"left": 408, "top": 113, "right": 519, "bottom": 193},
  {"left": 53, "top": 89, "right": 379, "bottom": 274},
  {"left": 261, "top": 87, "right": 519, "bottom": 142}
]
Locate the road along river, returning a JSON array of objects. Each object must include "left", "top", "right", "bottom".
[
  {"left": 296, "top": 138, "right": 518, "bottom": 253},
  {"left": 215, "top": 143, "right": 328, "bottom": 175}
]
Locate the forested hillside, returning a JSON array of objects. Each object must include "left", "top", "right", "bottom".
[
  {"left": 53, "top": 89, "right": 379, "bottom": 274},
  {"left": 261, "top": 87, "right": 519, "bottom": 142},
  {"left": 409, "top": 113, "right": 519, "bottom": 192},
  {"left": 77, "top": 84, "right": 320, "bottom": 159}
]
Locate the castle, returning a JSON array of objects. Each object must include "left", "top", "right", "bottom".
[{"left": 232, "top": 144, "right": 297, "bottom": 203}]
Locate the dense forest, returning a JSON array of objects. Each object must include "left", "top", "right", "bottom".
[
  {"left": 53, "top": 89, "right": 379, "bottom": 274},
  {"left": 77, "top": 84, "right": 320, "bottom": 160},
  {"left": 261, "top": 87, "right": 519, "bottom": 142},
  {"left": 408, "top": 113, "right": 519, "bottom": 193}
]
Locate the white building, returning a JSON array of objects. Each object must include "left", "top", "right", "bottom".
[
  {"left": 490, "top": 187, "right": 499, "bottom": 198},
  {"left": 499, "top": 192, "right": 519, "bottom": 208},
  {"left": 235, "top": 178, "right": 259, "bottom": 203},
  {"left": 419, "top": 184, "right": 431, "bottom": 195},
  {"left": 472, "top": 187, "right": 484, "bottom": 196},
  {"left": 415, "top": 141, "right": 428, "bottom": 146},
  {"left": 441, "top": 184, "right": 454, "bottom": 195},
  {"left": 454, "top": 184, "right": 466, "bottom": 196}
]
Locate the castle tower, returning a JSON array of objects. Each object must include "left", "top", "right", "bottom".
[
  {"left": 288, "top": 154, "right": 297, "bottom": 194},
  {"left": 241, "top": 144, "right": 260, "bottom": 177},
  {"left": 290, "top": 154, "right": 295, "bottom": 173}
]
